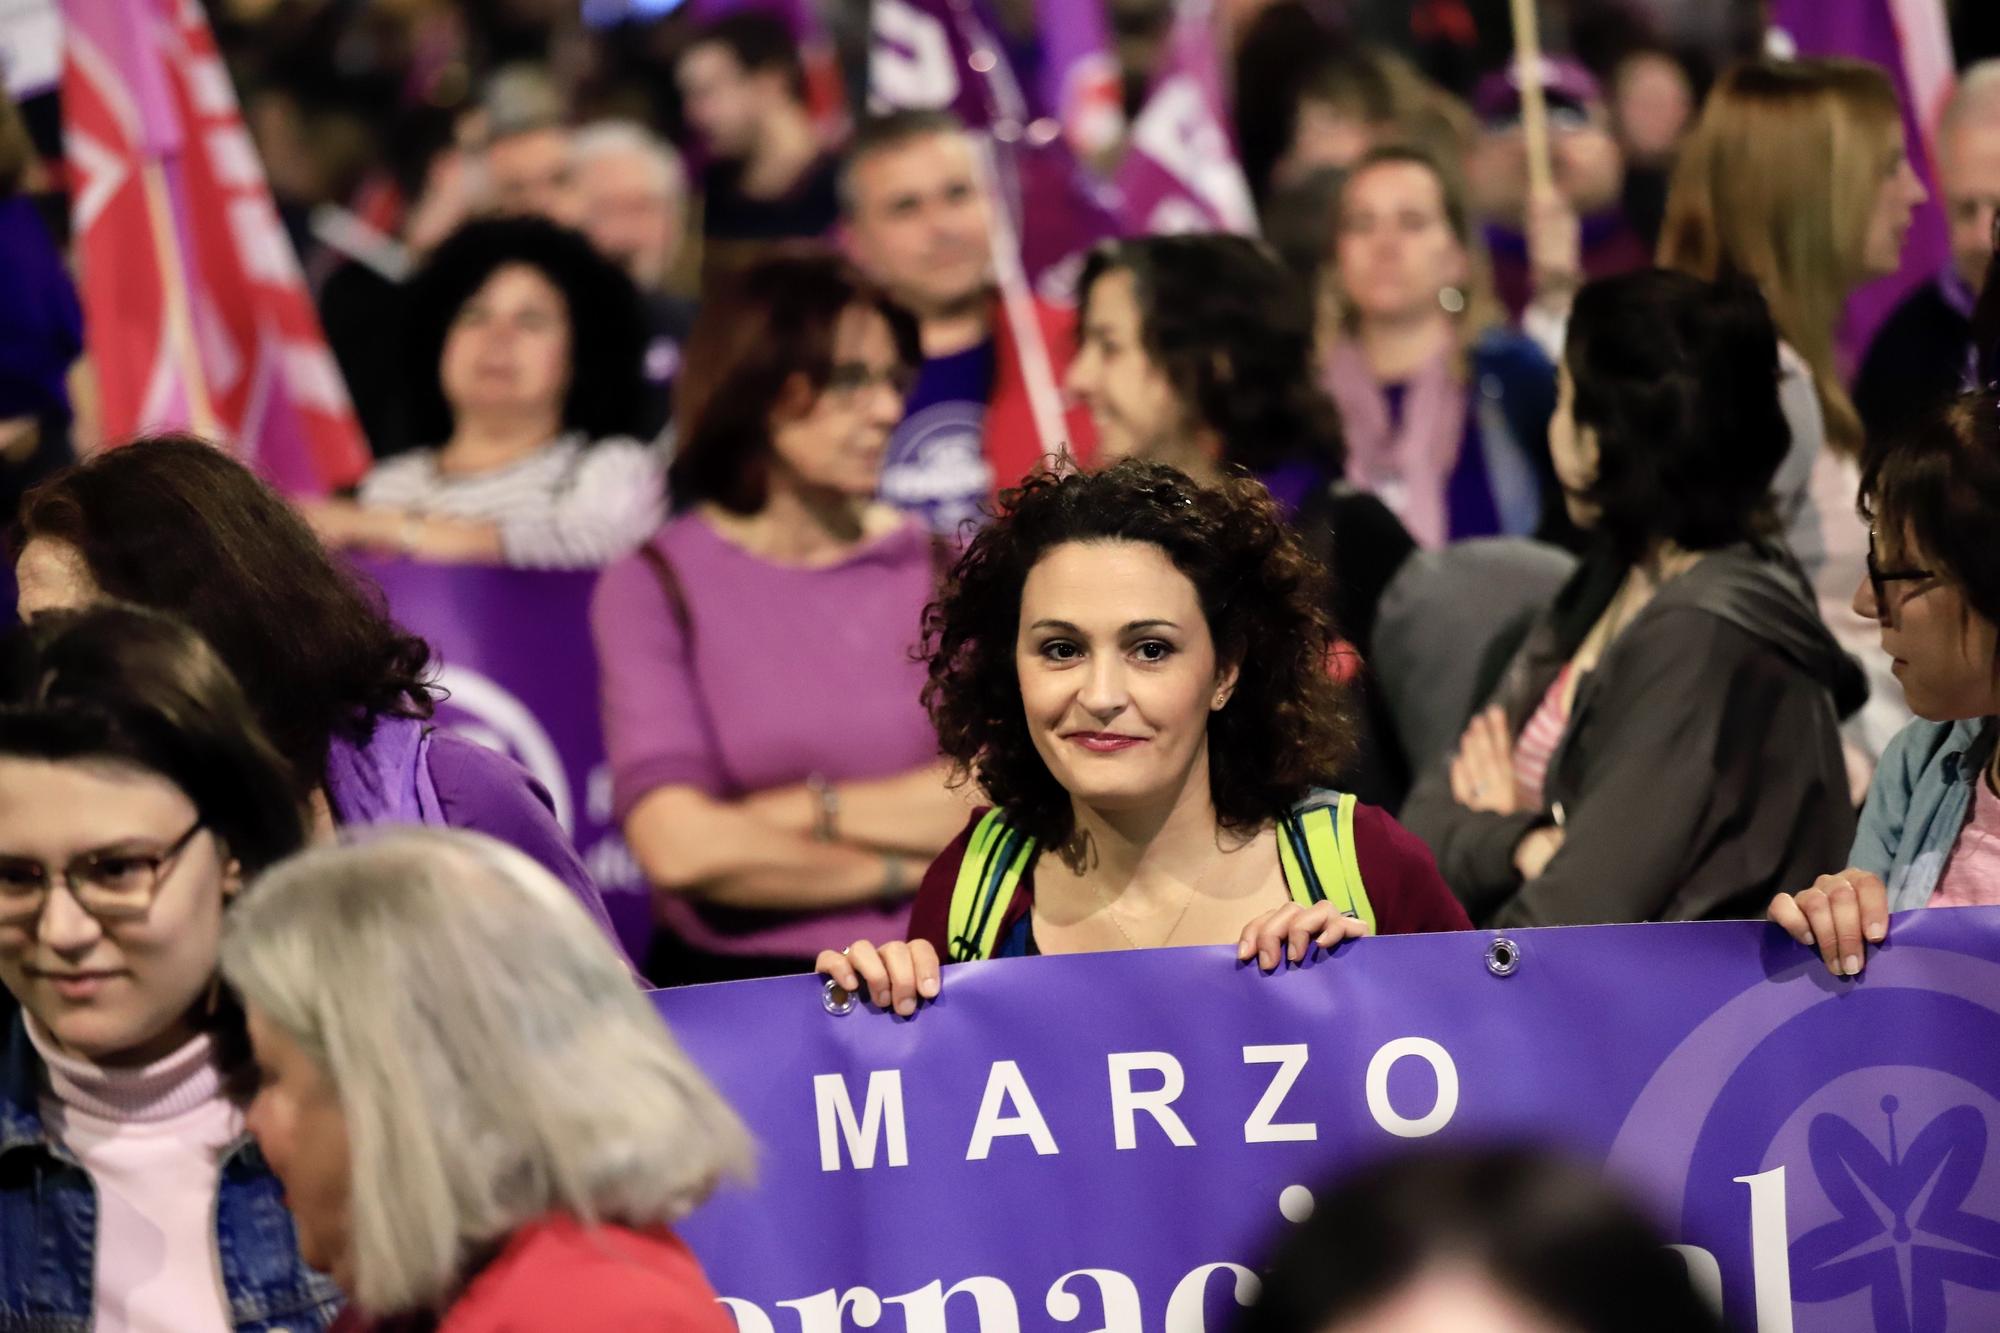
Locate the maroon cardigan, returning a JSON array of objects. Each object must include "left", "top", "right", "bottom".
[{"left": 908, "top": 803, "right": 1472, "bottom": 956}]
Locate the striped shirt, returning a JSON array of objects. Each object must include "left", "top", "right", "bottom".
[
  {"left": 1511, "top": 664, "right": 1575, "bottom": 812},
  {"left": 358, "top": 432, "right": 666, "bottom": 569}
]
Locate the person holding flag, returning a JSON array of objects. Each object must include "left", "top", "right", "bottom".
[{"left": 843, "top": 110, "right": 1096, "bottom": 538}]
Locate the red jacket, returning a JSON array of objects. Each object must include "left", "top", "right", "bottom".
[
  {"left": 332, "top": 1214, "right": 734, "bottom": 1333},
  {"left": 985, "top": 292, "right": 1096, "bottom": 489}
]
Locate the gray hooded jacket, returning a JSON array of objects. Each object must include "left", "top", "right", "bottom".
[{"left": 1401, "top": 542, "right": 1863, "bottom": 926}]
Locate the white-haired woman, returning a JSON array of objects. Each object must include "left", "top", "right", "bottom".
[{"left": 219, "top": 829, "right": 752, "bottom": 1330}]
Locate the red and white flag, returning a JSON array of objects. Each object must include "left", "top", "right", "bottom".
[{"left": 62, "top": 0, "right": 369, "bottom": 494}]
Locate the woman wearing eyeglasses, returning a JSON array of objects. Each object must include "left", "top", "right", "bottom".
[
  {"left": 0, "top": 604, "right": 338, "bottom": 1329},
  {"left": 1772, "top": 392, "right": 2000, "bottom": 976},
  {"left": 591, "top": 249, "right": 971, "bottom": 984}
]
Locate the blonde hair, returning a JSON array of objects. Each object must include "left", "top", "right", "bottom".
[
  {"left": 219, "top": 829, "right": 753, "bottom": 1315},
  {"left": 1659, "top": 58, "right": 1902, "bottom": 455}
]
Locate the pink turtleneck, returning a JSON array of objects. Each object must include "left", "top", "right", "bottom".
[{"left": 27, "top": 1017, "right": 242, "bottom": 1332}]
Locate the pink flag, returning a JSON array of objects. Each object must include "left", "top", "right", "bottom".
[
  {"left": 62, "top": 0, "right": 369, "bottom": 494},
  {"left": 1113, "top": 0, "right": 1258, "bottom": 236}
]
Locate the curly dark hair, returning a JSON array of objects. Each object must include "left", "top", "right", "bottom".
[
  {"left": 1564, "top": 268, "right": 1787, "bottom": 563},
  {"left": 922, "top": 460, "right": 1354, "bottom": 848},
  {"left": 1076, "top": 235, "right": 1344, "bottom": 476},
  {"left": 404, "top": 215, "right": 649, "bottom": 446},
  {"left": 16, "top": 435, "right": 436, "bottom": 800}
]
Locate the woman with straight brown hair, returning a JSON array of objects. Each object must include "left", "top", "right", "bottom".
[
  {"left": 1659, "top": 57, "right": 1929, "bottom": 769},
  {"left": 591, "top": 247, "right": 969, "bottom": 984},
  {"left": 1321, "top": 143, "right": 1564, "bottom": 550}
]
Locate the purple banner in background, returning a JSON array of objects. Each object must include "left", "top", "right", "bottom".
[
  {"left": 659, "top": 910, "right": 2000, "bottom": 1333},
  {"left": 351, "top": 557, "right": 654, "bottom": 962}
]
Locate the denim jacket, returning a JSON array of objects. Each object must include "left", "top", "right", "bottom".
[
  {"left": 0, "top": 1011, "right": 342, "bottom": 1331},
  {"left": 1851, "top": 717, "right": 1998, "bottom": 911}
]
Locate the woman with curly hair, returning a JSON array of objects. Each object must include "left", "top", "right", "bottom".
[
  {"left": 306, "top": 215, "right": 663, "bottom": 568},
  {"left": 1065, "top": 233, "right": 1417, "bottom": 806},
  {"left": 816, "top": 462, "right": 1468, "bottom": 1015}
]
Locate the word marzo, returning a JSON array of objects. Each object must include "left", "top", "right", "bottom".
[{"left": 812, "top": 1039, "right": 1462, "bottom": 1171}]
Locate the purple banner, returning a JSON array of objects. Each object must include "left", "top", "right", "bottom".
[
  {"left": 659, "top": 909, "right": 2000, "bottom": 1332},
  {"left": 351, "top": 557, "right": 654, "bottom": 962}
]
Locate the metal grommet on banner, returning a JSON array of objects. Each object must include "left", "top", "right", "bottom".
[
  {"left": 1485, "top": 936, "right": 1522, "bottom": 978},
  {"left": 822, "top": 978, "right": 856, "bottom": 1016}
]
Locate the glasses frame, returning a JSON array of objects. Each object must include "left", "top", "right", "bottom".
[
  {"left": 0, "top": 820, "right": 207, "bottom": 928},
  {"left": 1866, "top": 526, "right": 1935, "bottom": 622}
]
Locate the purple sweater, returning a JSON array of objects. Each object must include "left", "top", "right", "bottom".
[
  {"left": 326, "top": 720, "right": 624, "bottom": 959},
  {"left": 592, "top": 512, "right": 938, "bottom": 961}
]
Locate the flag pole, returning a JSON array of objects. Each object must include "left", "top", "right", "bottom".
[
  {"left": 971, "top": 136, "right": 1071, "bottom": 469},
  {"left": 1508, "top": 0, "right": 1556, "bottom": 199},
  {"left": 140, "top": 159, "right": 218, "bottom": 435}
]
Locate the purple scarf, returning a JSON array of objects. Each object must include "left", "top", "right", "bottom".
[
  {"left": 324, "top": 714, "right": 445, "bottom": 827},
  {"left": 1323, "top": 338, "right": 1467, "bottom": 549}
]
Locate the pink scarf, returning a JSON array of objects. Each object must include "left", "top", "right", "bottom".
[{"left": 1323, "top": 338, "right": 1467, "bottom": 549}]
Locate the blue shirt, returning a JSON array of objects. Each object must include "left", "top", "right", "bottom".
[{"left": 878, "top": 340, "right": 997, "bottom": 539}]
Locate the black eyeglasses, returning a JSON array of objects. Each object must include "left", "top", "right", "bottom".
[
  {"left": 0, "top": 821, "right": 207, "bottom": 927},
  {"left": 1867, "top": 527, "right": 1935, "bottom": 619}
]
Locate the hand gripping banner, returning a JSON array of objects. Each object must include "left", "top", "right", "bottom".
[{"left": 658, "top": 909, "right": 2000, "bottom": 1333}]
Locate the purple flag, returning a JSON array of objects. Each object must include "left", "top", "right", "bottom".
[
  {"left": 1767, "top": 0, "right": 1955, "bottom": 372},
  {"left": 1113, "top": 0, "right": 1258, "bottom": 236},
  {"left": 868, "top": 0, "right": 1120, "bottom": 297},
  {"left": 661, "top": 908, "right": 2000, "bottom": 1333},
  {"left": 1033, "top": 0, "right": 1125, "bottom": 162}
]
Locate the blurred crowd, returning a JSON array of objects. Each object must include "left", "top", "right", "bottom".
[{"left": 3, "top": 0, "right": 2000, "bottom": 1327}]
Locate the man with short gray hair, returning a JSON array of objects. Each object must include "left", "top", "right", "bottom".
[
  {"left": 1856, "top": 61, "right": 2000, "bottom": 440},
  {"left": 574, "top": 120, "right": 689, "bottom": 292}
]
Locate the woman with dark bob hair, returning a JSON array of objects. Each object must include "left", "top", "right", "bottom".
[
  {"left": 14, "top": 436, "right": 620, "bottom": 946},
  {"left": 0, "top": 605, "right": 338, "bottom": 1329},
  {"left": 816, "top": 461, "right": 1468, "bottom": 1015},
  {"left": 306, "top": 215, "right": 664, "bottom": 568},
  {"left": 592, "top": 248, "right": 971, "bottom": 984},
  {"left": 1066, "top": 232, "right": 1417, "bottom": 806},
  {"left": 1771, "top": 391, "right": 2000, "bottom": 976},
  {"left": 1402, "top": 268, "right": 1861, "bottom": 927},
  {"left": 1237, "top": 1147, "right": 1726, "bottom": 1333}
]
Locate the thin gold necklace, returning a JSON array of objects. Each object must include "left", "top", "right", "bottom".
[{"left": 1091, "top": 876, "right": 1200, "bottom": 950}]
